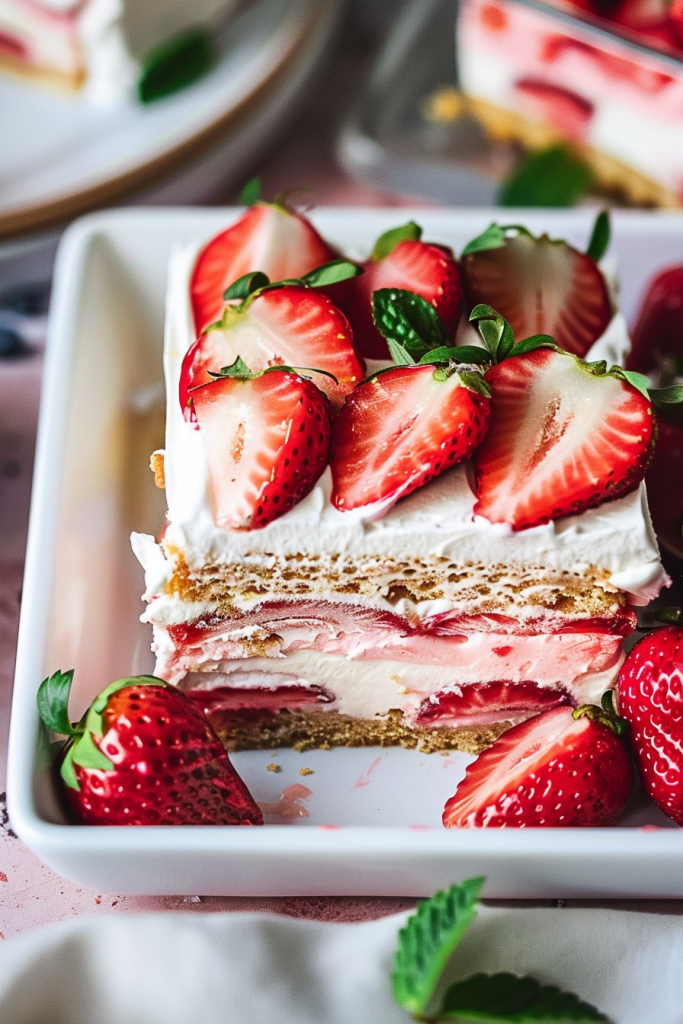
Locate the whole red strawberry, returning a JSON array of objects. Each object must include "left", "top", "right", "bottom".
[
  {"left": 618, "top": 623, "right": 683, "bottom": 825},
  {"left": 37, "top": 671, "right": 263, "bottom": 825},
  {"left": 443, "top": 700, "right": 632, "bottom": 828},
  {"left": 193, "top": 360, "right": 331, "bottom": 530},
  {"left": 338, "top": 221, "right": 463, "bottom": 361},
  {"left": 628, "top": 263, "right": 683, "bottom": 374},
  {"left": 330, "top": 362, "right": 490, "bottom": 515},
  {"left": 191, "top": 200, "right": 335, "bottom": 334}
]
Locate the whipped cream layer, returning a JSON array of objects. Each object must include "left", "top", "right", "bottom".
[{"left": 132, "top": 238, "right": 667, "bottom": 621}]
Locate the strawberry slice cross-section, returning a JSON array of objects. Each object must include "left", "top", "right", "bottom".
[
  {"left": 181, "top": 280, "right": 363, "bottom": 420},
  {"left": 473, "top": 347, "right": 656, "bottom": 530},
  {"left": 330, "top": 363, "right": 491, "bottom": 516},
  {"left": 193, "top": 362, "right": 332, "bottom": 531},
  {"left": 460, "top": 225, "right": 612, "bottom": 358}
]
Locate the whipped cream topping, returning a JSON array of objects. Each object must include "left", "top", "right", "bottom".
[{"left": 132, "top": 238, "right": 667, "bottom": 614}]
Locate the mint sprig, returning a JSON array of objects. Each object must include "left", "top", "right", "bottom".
[
  {"left": 392, "top": 877, "right": 484, "bottom": 1016},
  {"left": 392, "top": 880, "right": 611, "bottom": 1023},
  {"left": 439, "top": 973, "right": 609, "bottom": 1022},
  {"left": 469, "top": 305, "right": 556, "bottom": 364}
]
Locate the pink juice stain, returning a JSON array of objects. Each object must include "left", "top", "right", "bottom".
[
  {"left": 354, "top": 755, "right": 382, "bottom": 789},
  {"left": 260, "top": 784, "right": 313, "bottom": 820}
]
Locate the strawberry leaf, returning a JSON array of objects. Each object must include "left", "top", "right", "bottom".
[
  {"left": 649, "top": 385, "right": 683, "bottom": 408},
  {"left": 655, "top": 607, "right": 683, "bottom": 624},
  {"left": 37, "top": 669, "right": 79, "bottom": 736},
  {"left": 461, "top": 223, "right": 507, "bottom": 256},
  {"left": 438, "top": 972, "right": 611, "bottom": 1022},
  {"left": 373, "top": 288, "right": 449, "bottom": 364},
  {"left": 371, "top": 221, "right": 423, "bottom": 261},
  {"left": 469, "top": 305, "right": 515, "bottom": 362},
  {"left": 418, "top": 346, "right": 491, "bottom": 366},
  {"left": 392, "top": 877, "right": 484, "bottom": 1017},
  {"left": 301, "top": 260, "right": 363, "bottom": 287},
  {"left": 511, "top": 334, "right": 560, "bottom": 357},
  {"left": 239, "top": 177, "right": 261, "bottom": 206},
  {"left": 223, "top": 271, "right": 270, "bottom": 302},
  {"left": 586, "top": 210, "right": 610, "bottom": 263},
  {"left": 60, "top": 675, "right": 165, "bottom": 791}
]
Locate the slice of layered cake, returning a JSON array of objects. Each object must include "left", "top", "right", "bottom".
[{"left": 132, "top": 205, "right": 668, "bottom": 755}]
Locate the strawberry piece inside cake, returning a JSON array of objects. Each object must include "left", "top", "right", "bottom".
[{"left": 132, "top": 210, "right": 668, "bottom": 755}]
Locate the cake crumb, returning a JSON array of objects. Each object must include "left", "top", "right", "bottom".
[
  {"left": 299, "top": 767, "right": 314, "bottom": 777},
  {"left": 423, "top": 86, "right": 464, "bottom": 124},
  {"left": 267, "top": 763, "right": 281, "bottom": 773},
  {"left": 150, "top": 450, "right": 165, "bottom": 489},
  {"left": 439, "top": 749, "right": 450, "bottom": 756}
]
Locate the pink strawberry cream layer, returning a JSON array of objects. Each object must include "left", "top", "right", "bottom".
[{"left": 131, "top": 238, "right": 668, "bottom": 738}]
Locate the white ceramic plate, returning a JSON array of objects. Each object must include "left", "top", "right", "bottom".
[
  {"left": 7, "top": 207, "right": 683, "bottom": 898},
  {"left": 0, "top": 0, "right": 338, "bottom": 240}
]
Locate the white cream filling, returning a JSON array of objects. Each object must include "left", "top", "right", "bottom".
[{"left": 176, "top": 646, "right": 623, "bottom": 720}]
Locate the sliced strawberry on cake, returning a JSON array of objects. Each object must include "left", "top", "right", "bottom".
[
  {"left": 330, "top": 361, "right": 490, "bottom": 516},
  {"left": 192, "top": 359, "right": 331, "bottom": 530},
  {"left": 337, "top": 220, "right": 463, "bottom": 360},
  {"left": 191, "top": 197, "right": 336, "bottom": 334},
  {"left": 460, "top": 217, "right": 612, "bottom": 358},
  {"left": 180, "top": 262, "right": 364, "bottom": 419},
  {"left": 443, "top": 697, "right": 632, "bottom": 828},
  {"left": 473, "top": 344, "right": 656, "bottom": 530}
]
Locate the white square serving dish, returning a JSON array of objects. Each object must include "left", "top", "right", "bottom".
[{"left": 8, "top": 207, "right": 683, "bottom": 898}]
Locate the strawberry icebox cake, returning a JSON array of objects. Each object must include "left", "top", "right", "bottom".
[{"left": 130, "top": 200, "right": 669, "bottom": 765}]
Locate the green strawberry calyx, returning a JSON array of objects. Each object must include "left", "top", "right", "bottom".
[
  {"left": 202, "top": 356, "right": 339, "bottom": 388},
  {"left": 36, "top": 670, "right": 167, "bottom": 791},
  {"left": 202, "top": 259, "right": 363, "bottom": 335},
  {"left": 573, "top": 690, "right": 629, "bottom": 737}
]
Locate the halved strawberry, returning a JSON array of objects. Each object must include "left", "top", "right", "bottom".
[
  {"left": 191, "top": 202, "right": 335, "bottom": 334},
  {"left": 415, "top": 681, "right": 572, "bottom": 728},
  {"left": 443, "top": 701, "right": 632, "bottom": 828},
  {"left": 181, "top": 284, "right": 363, "bottom": 419},
  {"left": 473, "top": 347, "right": 655, "bottom": 530},
  {"left": 193, "top": 362, "right": 331, "bottom": 530},
  {"left": 330, "top": 363, "right": 490, "bottom": 515},
  {"left": 460, "top": 227, "right": 612, "bottom": 357},
  {"left": 338, "top": 222, "right": 463, "bottom": 360}
]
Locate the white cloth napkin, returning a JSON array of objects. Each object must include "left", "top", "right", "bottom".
[{"left": 0, "top": 905, "right": 682, "bottom": 1024}]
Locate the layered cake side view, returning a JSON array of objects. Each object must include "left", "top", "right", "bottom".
[
  {"left": 132, "top": 204, "right": 669, "bottom": 756},
  {"left": 0, "top": 0, "right": 241, "bottom": 103}
]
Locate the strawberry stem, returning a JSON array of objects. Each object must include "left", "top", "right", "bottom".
[{"left": 574, "top": 691, "right": 629, "bottom": 736}]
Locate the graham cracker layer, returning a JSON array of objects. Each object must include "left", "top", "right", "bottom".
[
  {"left": 163, "top": 545, "right": 626, "bottom": 620},
  {"left": 0, "top": 51, "right": 84, "bottom": 93},
  {"left": 209, "top": 707, "right": 509, "bottom": 756}
]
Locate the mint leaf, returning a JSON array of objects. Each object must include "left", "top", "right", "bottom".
[
  {"left": 223, "top": 271, "right": 270, "bottom": 302},
  {"left": 586, "top": 210, "right": 610, "bottom": 263},
  {"left": 37, "top": 670, "right": 79, "bottom": 736},
  {"left": 392, "top": 877, "right": 484, "bottom": 1017},
  {"left": 499, "top": 146, "right": 592, "bottom": 208},
  {"left": 461, "top": 224, "right": 507, "bottom": 257},
  {"left": 239, "top": 177, "right": 261, "bottom": 206},
  {"left": 138, "top": 27, "right": 213, "bottom": 104},
  {"left": 301, "top": 260, "right": 363, "bottom": 287},
  {"left": 371, "top": 221, "right": 423, "bottom": 261},
  {"left": 438, "top": 972, "right": 610, "bottom": 1022},
  {"left": 373, "top": 288, "right": 449, "bottom": 364}
]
